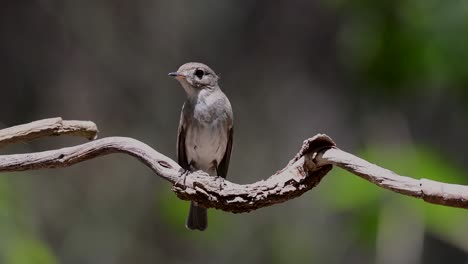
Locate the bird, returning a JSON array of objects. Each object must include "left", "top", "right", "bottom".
[{"left": 169, "top": 62, "right": 233, "bottom": 231}]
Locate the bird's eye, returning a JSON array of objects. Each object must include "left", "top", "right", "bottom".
[{"left": 194, "top": 69, "right": 204, "bottom": 79}]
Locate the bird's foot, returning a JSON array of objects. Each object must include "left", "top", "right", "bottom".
[
  {"left": 216, "top": 176, "right": 225, "bottom": 191},
  {"left": 175, "top": 170, "right": 190, "bottom": 187}
]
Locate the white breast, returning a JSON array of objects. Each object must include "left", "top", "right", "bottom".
[{"left": 185, "top": 120, "right": 228, "bottom": 174}]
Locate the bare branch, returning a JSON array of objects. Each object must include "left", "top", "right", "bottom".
[
  {"left": 0, "top": 136, "right": 181, "bottom": 180},
  {"left": 0, "top": 119, "right": 466, "bottom": 211},
  {"left": 315, "top": 148, "right": 468, "bottom": 208},
  {"left": 316, "top": 148, "right": 422, "bottom": 197},
  {"left": 0, "top": 117, "right": 98, "bottom": 148}
]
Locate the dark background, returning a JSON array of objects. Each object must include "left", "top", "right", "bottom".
[{"left": 0, "top": 1, "right": 467, "bottom": 263}]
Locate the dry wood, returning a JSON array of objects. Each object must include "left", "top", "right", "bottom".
[
  {"left": 0, "top": 118, "right": 466, "bottom": 211},
  {"left": 0, "top": 117, "right": 98, "bottom": 148}
]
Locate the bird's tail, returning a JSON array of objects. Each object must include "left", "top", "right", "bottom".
[{"left": 186, "top": 202, "right": 207, "bottom": 231}]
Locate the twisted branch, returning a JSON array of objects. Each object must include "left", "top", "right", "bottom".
[{"left": 0, "top": 118, "right": 466, "bottom": 211}]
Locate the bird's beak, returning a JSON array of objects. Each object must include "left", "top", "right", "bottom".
[{"left": 168, "top": 72, "right": 185, "bottom": 79}]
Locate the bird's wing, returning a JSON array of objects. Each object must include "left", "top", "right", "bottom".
[
  {"left": 177, "top": 110, "right": 190, "bottom": 170},
  {"left": 217, "top": 127, "right": 233, "bottom": 179}
]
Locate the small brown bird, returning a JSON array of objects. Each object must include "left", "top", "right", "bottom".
[{"left": 169, "top": 62, "right": 233, "bottom": 231}]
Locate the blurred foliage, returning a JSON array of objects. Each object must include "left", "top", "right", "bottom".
[
  {"left": 334, "top": 0, "right": 468, "bottom": 97},
  {"left": 0, "top": 177, "right": 57, "bottom": 264},
  {"left": 157, "top": 187, "right": 188, "bottom": 233},
  {"left": 5, "top": 238, "right": 57, "bottom": 264}
]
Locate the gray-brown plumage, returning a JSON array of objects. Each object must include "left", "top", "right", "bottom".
[{"left": 169, "top": 62, "right": 233, "bottom": 231}]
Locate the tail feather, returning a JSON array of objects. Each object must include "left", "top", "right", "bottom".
[{"left": 186, "top": 202, "right": 207, "bottom": 231}]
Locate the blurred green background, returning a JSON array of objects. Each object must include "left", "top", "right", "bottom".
[{"left": 0, "top": 1, "right": 467, "bottom": 263}]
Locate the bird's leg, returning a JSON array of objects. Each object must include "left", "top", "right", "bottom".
[
  {"left": 175, "top": 170, "right": 190, "bottom": 186},
  {"left": 214, "top": 163, "right": 225, "bottom": 190},
  {"left": 175, "top": 161, "right": 195, "bottom": 187}
]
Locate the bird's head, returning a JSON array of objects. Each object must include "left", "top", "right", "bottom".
[{"left": 169, "top": 62, "right": 220, "bottom": 96}]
